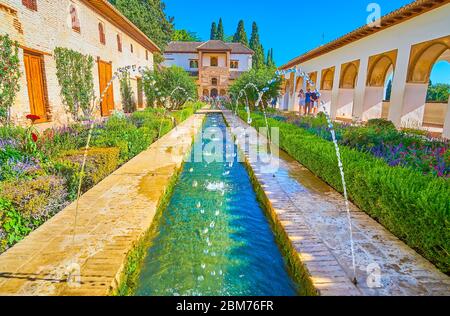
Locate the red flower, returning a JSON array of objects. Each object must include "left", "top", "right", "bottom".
[
  {"left": 31, "top": 132, "right": 38, "bottom": 143},
  {"left": 26, "top": 114, "right": 41, "bottom": 123}
]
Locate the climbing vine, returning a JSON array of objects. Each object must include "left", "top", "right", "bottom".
[
  {"left": 54, "top": 47, "right": 95, "bottom": 121},
  {"left": 0, "top": 34, "right": 21, "bottom": 124}
]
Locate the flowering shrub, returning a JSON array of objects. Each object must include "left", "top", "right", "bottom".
[
  {"left": 270, "top": 113, "right": 449, "bottom": 178},
  {"left": 0, "top": 175, "right": 69, "bottom": 219},
  {"left": 0, "top": 101, "right": 203, "bottom": 253}
]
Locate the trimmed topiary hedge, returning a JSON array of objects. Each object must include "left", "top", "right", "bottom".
[
  {"left": 54, "top": 147, "right": 120, "bottom": 200},
  {"left": 241, "top": 111, "right": 450, "bottom": 274}
]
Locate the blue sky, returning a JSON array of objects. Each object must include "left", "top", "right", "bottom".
[{"left": 165, "top": 0, "right": 449, "bottom": 84}]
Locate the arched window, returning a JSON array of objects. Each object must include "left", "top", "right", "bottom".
[
  {"left": 210, "top": 57, "right": 218, "bottom": 67},
  {"left": 211, "top": 78, "right": 218, "bottom": 86},
  {"left": 70, "top": 5, "right": 80, "bottom": 32},
  {"left": 98, "top": 22, "right": 105, "bottom": 45},
  {"left": 117, "top": 34, "right": 122, "bottom": 52},
  {"left": 131, "top": 44, "right": 134, "bottom": 53}
]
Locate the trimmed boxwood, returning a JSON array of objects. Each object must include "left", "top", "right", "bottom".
[
  {"left": 54, "top": 147, "right": 120, "bottom": 200},
  {"left": 241, "top": 111, "right": 450, "bottom": 274}
]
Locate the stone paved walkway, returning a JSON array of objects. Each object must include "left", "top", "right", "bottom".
[
  {"left": 222, "top": 110, "right": 450, "bottom": 296},
  {"left": 0, "top": 113, "right": 205, "bottom": 296}
]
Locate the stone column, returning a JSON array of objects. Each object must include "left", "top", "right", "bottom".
[
  {"left": 330, "top": 65, "right": 341, "bottom": 119},
  {"left": 289, "top": 71, "right": 298, "bottom": 112},
  {"left": 400, "top": 83, "right": 428, "bottom": 128},
  {"left": 388, "top": 45, "right": 410, "bottom": 126},
  {"left": 443, "top": 97, "right": 450, "bottom": 139},
  {"left": 352, "top": 57, "right": 369, "bottom": 121}
]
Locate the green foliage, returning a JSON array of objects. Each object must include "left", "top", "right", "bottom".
[
  {"left": 92, "top": 115, "right": 155, "bottom": 163},
  {"left": 366, "top": 118, "right": 396, "bottom": 129},
  {"left": 172, "top": 29, "right": 201, "bottom": 42},
  {"left": 0, "top": 175, "right": 69, "bottom": 221},
  {"left": 233, "top": 20, "right": 249, "bottom": 46},
  {"left": 249, "top": 22, "right": 265, "bottom": 69},
  {"left": 54, "top": 147, "right": 120, "bottom": 200},
  {"left": 210, "top": 22, "right": 218, "bottom": 40},
  {"left": 427, "top": 81, "right": 450, "bottom": 102},
  {"left": 54, "top": 47, "right": 95, "bottom": 121},
  {"left": 0, "top": 34, "right": 21, "bottom": 124},
  {"left": 142, "top": 66, "right": 197, "bottom": 109},
  {"left": 0, "top": 198, "right": 31, "bottom": 252},
  {"left": 242, "top": 111, "right": 450, "bottom": 274},
  {"left": 217, "top": 18, "right": 225, "bottom": 41},
  {"left": 0, "top": 101, "right": 202, "bottom": 253},
  {"left": 109, "top": 0, "right": 174, "bottom": 50},
  {"left": 119, "top": 72, "right": 137, "bottom": 113},
  {"left": 266, "top": 48, "right": 276, "bottom": 68},
  {"left": 229, "top": 66, "right": 281, "bottom": 106}
]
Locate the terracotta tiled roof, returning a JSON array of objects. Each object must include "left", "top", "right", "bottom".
[
  {"left": 226, "top": 43, "right": 254, "bottom": 54},
  {"left": 197, "top": 40, "right": 232, "bottom": 51},
  {"left": 81, "top": 0, "right": 160, "bottom": 53},
  {"left": 165, "top": 40, "right": 254, "bottom": 54},
  {"left": 281, "top": 0, "right": 449, "bottom": 69}
]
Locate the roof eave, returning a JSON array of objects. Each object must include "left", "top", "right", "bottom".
[
  {"left": 280, "top": 0, "right": 449, "bottom": 69},
  {"left": 81, "top": 0, "right": 161, "bottom": 53}
]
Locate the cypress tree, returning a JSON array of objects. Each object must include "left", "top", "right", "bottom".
[
  {"left": 233, "top": 20, "right": 248, "bottom": 46},
  {"left": 217, "top": 18, "right": 225, "bottom": 41},
  {"left": 249, "top": 22, "right": 260, "bottom": 51},
  {"left": 250, "top": 22, "right": 265, "bottom": 69},
  {"left": 210, "top": 22, "right": 218, "bottom": 40},
  {"left": 266, "top": 48, "right": 275, "bottom": 67}
]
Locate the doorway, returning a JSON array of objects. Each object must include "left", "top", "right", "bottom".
[
  {"left": 23, "top": 51, "right": 47, "bottom": 122},
  {"left": 98, "top": 60, "right": 115, "bottom": 116}
]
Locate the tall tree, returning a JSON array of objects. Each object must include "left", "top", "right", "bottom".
[
  {"left": 233, "top": 20, "right": 248, "bottom": 46},
  {"left": 217, "top": 18, "right": 225, "bottom": 41},
  {"left": 249, "top": 22, "right": 261, "bottom": 51},
  {"left": 249, "top": 22, "right": 265, "bottom": 69},
  {"left": 266, "top": 48, "right": 275, "bottom": 68},
  {"left": 210, "top": 22, "right": 218, "bottom": 40},
  {"left": 109, "top": 0, "right": 174, "bottom": 51}
]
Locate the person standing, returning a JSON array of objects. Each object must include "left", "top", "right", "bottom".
[
  {"left": 298, "top": 89, "right": 306, "bottom": 115},
  {"left": 311, "top": 90, "right": 319, "bottom": 116},
  {"left": 305, "top": 88, "right": 312, "bottom": 115}
]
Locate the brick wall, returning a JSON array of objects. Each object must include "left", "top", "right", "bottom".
[{"left": 0, "top": 0, "right": 155, "bottom": 128}]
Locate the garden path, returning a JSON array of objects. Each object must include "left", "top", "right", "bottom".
[{"left": 223, "top": 110, "right": 450, "bottom": 296}]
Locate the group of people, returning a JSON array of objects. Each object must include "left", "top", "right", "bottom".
[{"left": 298, "top": 88, "right": 320, "bottom": 116}]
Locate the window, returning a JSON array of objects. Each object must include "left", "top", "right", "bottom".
[
  {"left": 189, "top": 60, "right": 199, "bottom": 69},
  {"left": 117, "top": 34, "right": 122, "bottom": 52},
  {"left": 70, "top": 5, "right": 80, "bottom": 33},
  {"left": 231, "top": 60, "right": 239, "bottom": 69},
  {"left": 146, "top": 50, "right": 149, "bottom": 60},
  {"left": 210, "top": 57, "right": 218, "bottom": 67},
  {"left": 212, "top": 78, "right": 218, "bottom": 86},
  {"left": 98, "top": 22, "right": 105, "bottom": 45},
  {"left": 22, "top": 0, "right": 37, "bottom": 11},
  {"left": 130, "top": 44, "right": 134, "bottom": 53}
]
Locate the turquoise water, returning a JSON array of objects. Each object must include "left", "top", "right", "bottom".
[{"left": 135, "top": 113, "right": 298, "bottom": 296}]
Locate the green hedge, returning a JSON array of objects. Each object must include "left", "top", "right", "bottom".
[
  {"left": 54, "top": 147, "right": 120, "bottom": 200},
  {"left": 241, "top": 111, "right": 450, "bottom": 274}
]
